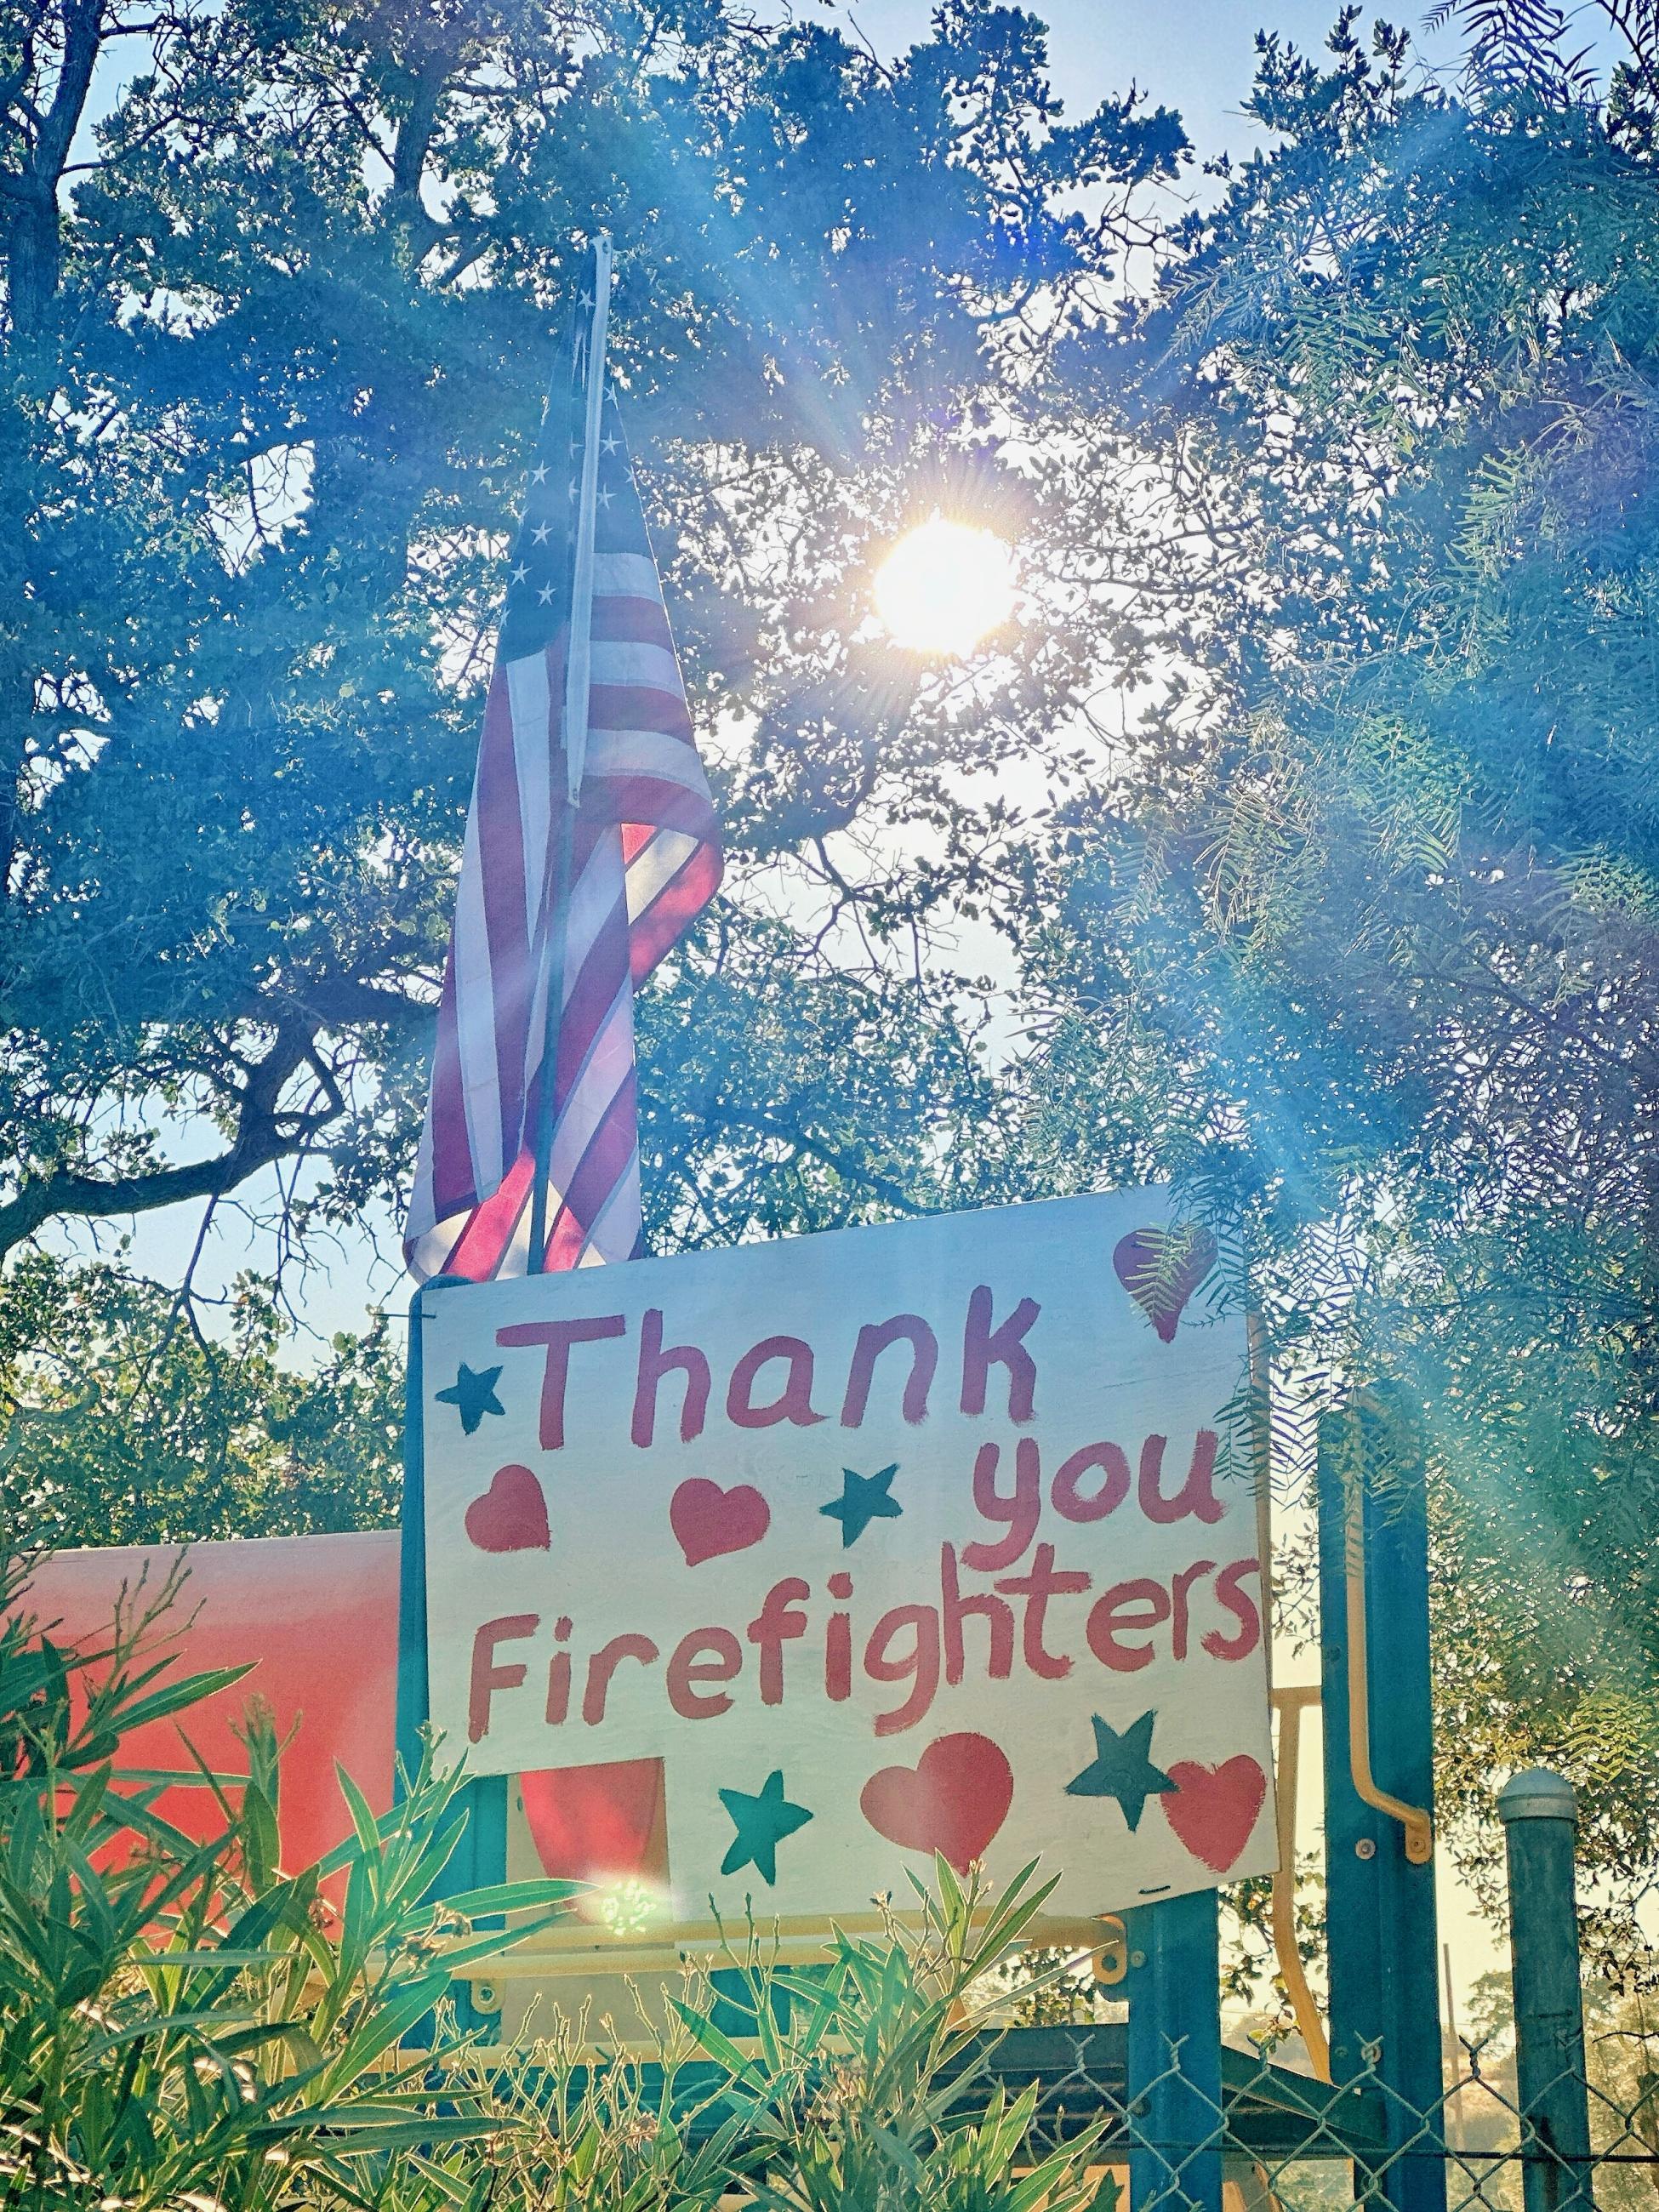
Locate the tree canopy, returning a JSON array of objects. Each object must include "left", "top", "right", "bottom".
[
  {"left": 1013, "top": 10, "right": 1659, "bottom": 1971},
  {"left": 6, "top": 0, "right": 1659, "bottom": 1975},
  {"left": 1, "top": 0, "right": 1180, "bottom": 1261}
]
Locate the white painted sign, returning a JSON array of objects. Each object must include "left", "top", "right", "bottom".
[{"left": 420, "top": 1191, "right": 1275, "bottom": 1920}]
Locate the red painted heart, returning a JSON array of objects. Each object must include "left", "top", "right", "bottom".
[
  {"left": 1113, "top": 1225, "right": 1218, "bottom": 1344},
  {"left": 518, "top": 1759, "right": 665, "bottom": 1884},
  {"left": 465, "top": 1463, "right": 550, "bottom": 1554},
  {"left": 670, "top": 1478, "right": 771, "bottom": 1567},
  {"left": 1159, "top": 1756, "right": 1268, "bottom": 1873},
  {"left": 860, "top": 1732, "right": 1014, "bottom": 1874}
]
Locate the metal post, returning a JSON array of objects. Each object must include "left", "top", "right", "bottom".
[
  {"left": 528, "top": 233, "right": 611, "bottom": 1275},
  {"left": 1498, "top": 1769, "right": 1593, "bottom": 2212},
  {"left": 1318, "top": 1392, "right": 1445, "bottom": 2212},
  {"left": 397, "top": 1279, "right": 507, "bottom": 2033},
  {"left": 1125, "top": 1891, "right": 1223, "bottom": 2212}
]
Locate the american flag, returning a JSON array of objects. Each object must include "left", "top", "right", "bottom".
[{"left": 404, "top": 334, "right": 722, "bottom": 1282}]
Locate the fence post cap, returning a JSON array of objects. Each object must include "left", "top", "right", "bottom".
[{"left": 1497, "top": 1767, "right": 1576, "bottom": 1824}]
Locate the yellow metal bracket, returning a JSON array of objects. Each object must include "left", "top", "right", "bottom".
[
  {"left": 1249, "top": 1316, "right": 1333, "bottom": 2079},
  {"left": 1343, "top": 1462, "right": 1434, "bottom": 1866},
  {"left": 1092, "top": 1913, "right": 1127, "bottom": 1987}
]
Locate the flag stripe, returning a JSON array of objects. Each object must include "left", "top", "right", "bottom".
[
  {"left": 588, "top": 728, "right": 712, "bottom": 792},
  {"left": 451, "top": 780, "right": 508, "bottom": 1194},
  {"left": 594, "top": 552, "right": 663, "bottom": 597},
  {"left": 506, "top": 653, "right": 555, "bottom": 941},
  {"left": 592, "top": 598, "right": 672, "bottom": 651},
  {"left": 590, "top": 640, "right": 682, "bottom": 693},
  {"left": 586, "top": 682, "right": 695, "bottom": 739},
  {"left": 550, "top": 1068, "right": 641, "bottom": 1263}
]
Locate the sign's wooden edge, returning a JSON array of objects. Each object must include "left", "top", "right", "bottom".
[{"left": 447, "top": 1909, "right": 1123, "bottom": 1981}]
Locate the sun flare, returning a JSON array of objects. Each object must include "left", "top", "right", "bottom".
[{"left": 873, "top": 516, "right": 1016, "bottom": 656}]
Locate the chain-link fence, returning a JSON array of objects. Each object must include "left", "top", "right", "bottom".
[
  {"left": 944, "top": 2019, "right": 1659, "bottom": 2210},
  {"left": 464, "top": 1759, "right": 1645, "bottom": 2212}
]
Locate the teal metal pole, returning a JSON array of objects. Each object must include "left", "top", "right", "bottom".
[
  {"left": 399, "top": 1277, "right": 508, "bottom": 2034},
  {"left": 396, "top": 1283, "right": 434, "bottom": 1776},
  {"left": 1318, "top": 1392, "right": 1445, "bottom": 2212},
  {"left": 1125, "top": 1891, "right": 1223, "bottom": 2212},
  {"left": 1498, "top": 1770, "right": 1593, "bottom": 2212}
]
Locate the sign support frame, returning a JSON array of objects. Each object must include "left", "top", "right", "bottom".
[
  {"left": 1318, "top": 1388, "right": 1445, "bottom": 2212},
  {"left": 399, "top": 1278, "right": 508, "bottom": 2034}
]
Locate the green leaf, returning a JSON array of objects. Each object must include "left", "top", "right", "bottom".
[{"left": 418, "top": 1876, "right": 580, "bottom": 1922}]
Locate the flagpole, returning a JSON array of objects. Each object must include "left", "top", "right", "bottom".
[{"left": 527, "top": 233, "right": 613, "bottom": 1275}]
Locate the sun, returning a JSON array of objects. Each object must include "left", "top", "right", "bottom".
[{"left": 873, "top": 516, "right": 1016, "bottom": 656}]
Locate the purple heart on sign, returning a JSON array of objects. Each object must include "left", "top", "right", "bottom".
[{"left": 1113, "top": 1225, "right": 1218, "bottom": 1343}]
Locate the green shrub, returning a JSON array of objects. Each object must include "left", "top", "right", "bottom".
[
  {"left": 0, "top": 1554, "right": 1109, "bottom": 2211},
  {"left": 667, "top": 1861, "right": 1112, "bottom": 2212},
  {"left": 0, "top": 1557, "right": 572, "bottom": 2209}
]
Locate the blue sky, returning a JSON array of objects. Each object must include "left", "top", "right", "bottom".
[{"left": 830, "top": 2, "right": 1466, "bottom": 155}]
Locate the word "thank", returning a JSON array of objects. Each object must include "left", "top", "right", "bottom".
[{"left": 493, "top": 1286, "right": 1050, "bottom": 1451}]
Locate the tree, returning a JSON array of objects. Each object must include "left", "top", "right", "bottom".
[
  {"left": 0, "top": 0, "right": 1183, "bottom": 1271},
  {"left": 0, "top": 1249, "right": 402, "bottom": 1543},
  {"left": 13, "top": 0, "right": 1656, "bottom": 1982},
  {"left": 1006, "top": 14, "right": 1659, "bottom": 1972}
]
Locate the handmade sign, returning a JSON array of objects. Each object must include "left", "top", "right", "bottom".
[{"left": 420, "top": 1190, "right": 1275, "bottom": 1920}]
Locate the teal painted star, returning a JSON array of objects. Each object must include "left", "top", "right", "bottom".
[
  {"left": 820, "top": 1463, "right": 902, "bottom": 1548},
  {"left": 717, "top": 1769, "right": 813, "bottom": 1885},
  {"left": 1064, "top": 1710, "right": 1177, "bottom": 1832},
  {"left": 435, "top": 1362, "right": 505, "bottom": 1435}
]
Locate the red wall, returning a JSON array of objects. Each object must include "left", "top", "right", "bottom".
[
  {"left": 15, "top": 1531, "right": 400, "bottom": 1868},
  {"left": 14, "top": 1531, "right": 670, "bottom": 1901}
]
